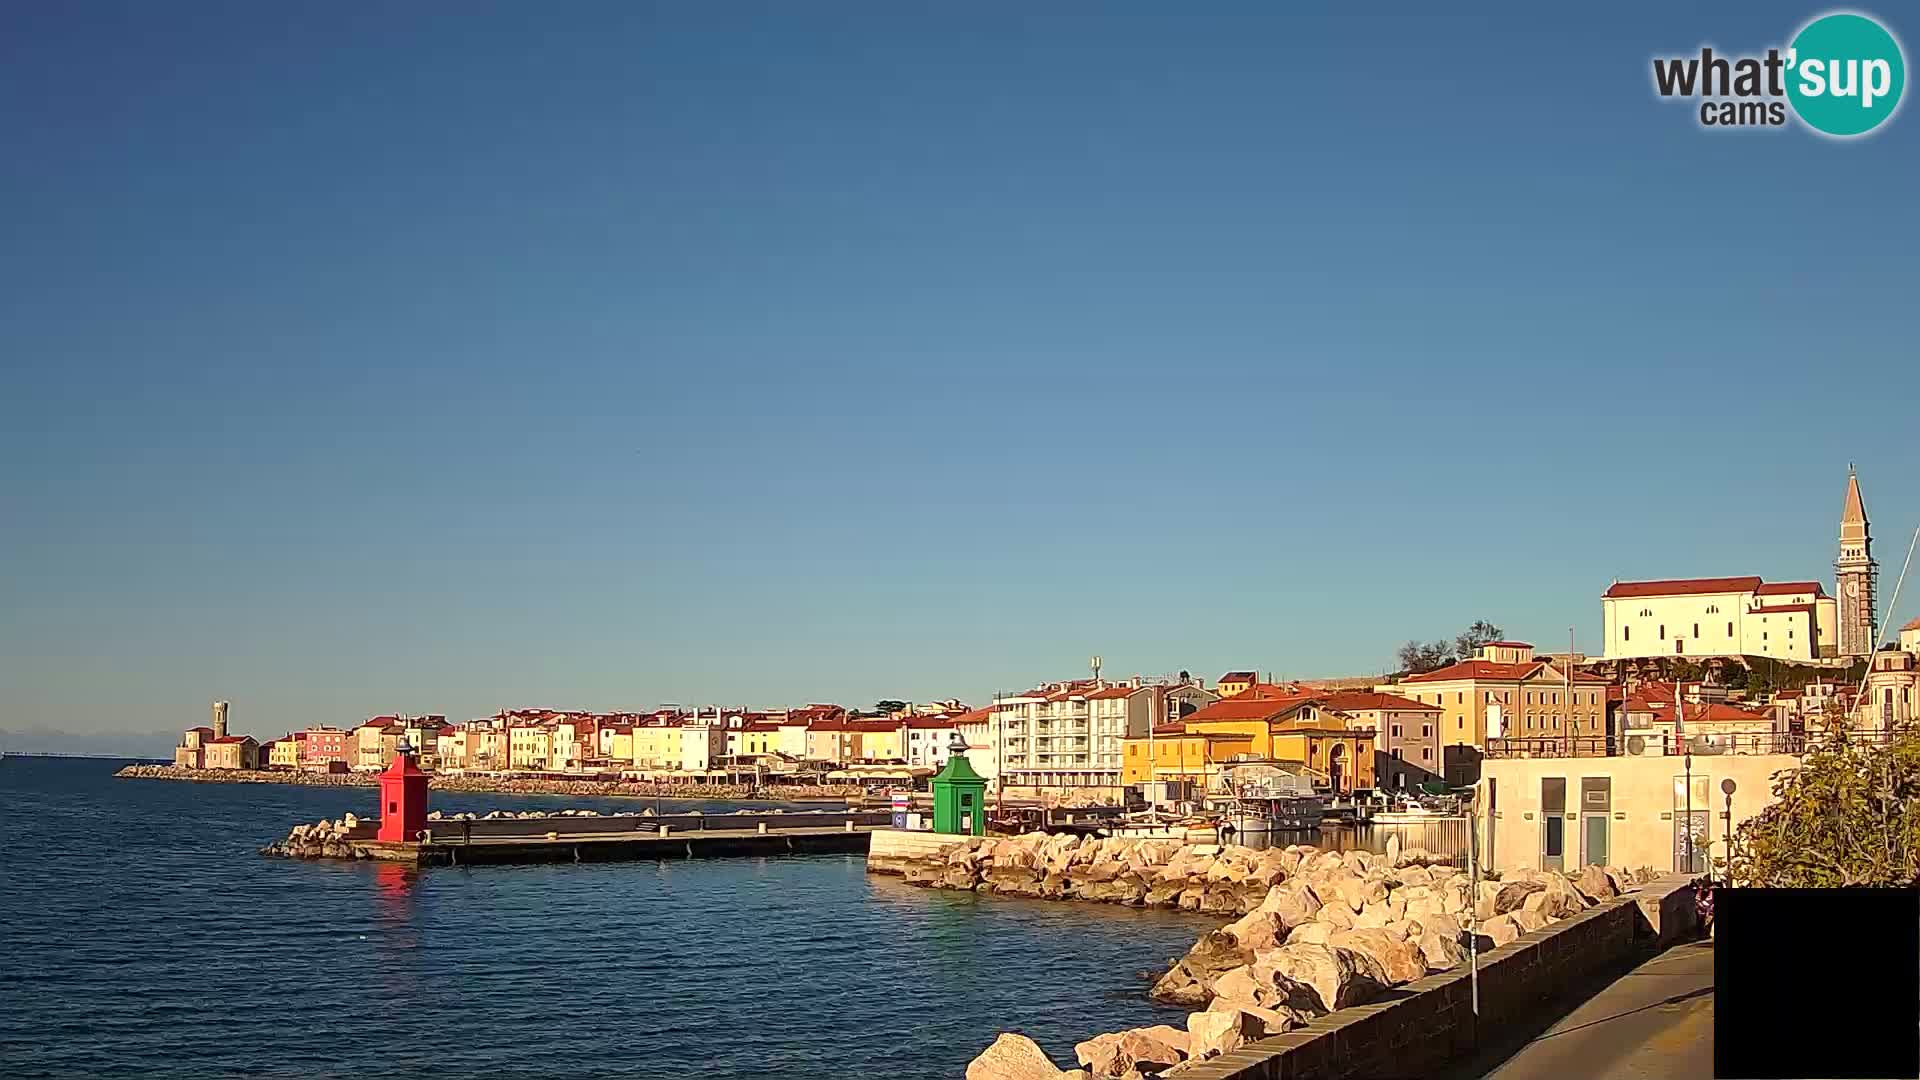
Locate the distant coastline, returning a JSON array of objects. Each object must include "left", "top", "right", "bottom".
[{"left": 113, "top": 763, "right": 860, "bottom": 802}]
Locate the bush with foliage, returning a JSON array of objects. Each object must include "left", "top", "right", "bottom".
[{"left": 1722, "top": 718, "right": 1920, "bottom": 887}]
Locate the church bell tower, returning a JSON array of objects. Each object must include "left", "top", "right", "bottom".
[{"left": 1836, "top": 466, "right": 1878, "bottom": 657}]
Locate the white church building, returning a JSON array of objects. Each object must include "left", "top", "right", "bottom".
[{"left": 1599, "top": 469, "right": 1877, "bottom": 665}]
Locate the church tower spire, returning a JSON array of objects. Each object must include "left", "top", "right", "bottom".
[{"left": 1836, "top": 465, "right": 1878, "bottom": 657}]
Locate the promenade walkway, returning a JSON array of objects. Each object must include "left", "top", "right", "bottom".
[{"left": 1472, "top": 939, "right": 1714, "bottom": 1080}]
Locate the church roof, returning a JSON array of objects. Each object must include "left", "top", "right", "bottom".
[
  {"left": 1604, "top": 576, "right": 1763, "bottom": 598},
  {"left": 1754, "top": 581, "right": 1825, "bottom": 597}
]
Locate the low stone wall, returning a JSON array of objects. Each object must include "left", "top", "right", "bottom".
[
  {"left": 1175, "top": 874, "right": 1697, "bottom": 1080},
  {"left": 869, "top": 828, "right": 973, "bottom": 873}
]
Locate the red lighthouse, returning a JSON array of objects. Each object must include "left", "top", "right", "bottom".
[{"left": 375, "top": 740, "right": 430, "bottom": 843}]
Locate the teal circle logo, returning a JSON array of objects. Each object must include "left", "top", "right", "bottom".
[{"left": 1787, "top": 12, "right": 1906, "bottom": 136}]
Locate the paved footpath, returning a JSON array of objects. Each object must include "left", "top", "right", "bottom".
[{"left": 1479, "top": 939, "right": 1715, "bottom": 1080}]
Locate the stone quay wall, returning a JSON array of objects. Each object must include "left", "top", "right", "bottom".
[
  {"left": 115, "top": 763, "right": 858, "bottom": 801},
  {"left": 1175, "top": 874, "right": 1698, "bottom": 1080}
]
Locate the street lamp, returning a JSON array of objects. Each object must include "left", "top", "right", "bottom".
[{"left": 1720, "top": 777, "right": 1737, "bottom": 886}]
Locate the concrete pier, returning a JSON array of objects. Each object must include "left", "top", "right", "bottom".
[
  {"left": 265, "top": 810, "right": 892, "bottom": 867},
  {"left": 377, "top": 824, "right": 879, "bottom": 867}
]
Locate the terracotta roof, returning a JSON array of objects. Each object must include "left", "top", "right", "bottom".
[
  {"left": 904, "top": 716, "right": 959, "bottom": 729},
  {"left": 1604, "top": 576, "right": 1763, "bottom": 598},
  {"left": 1400, "top": 659, "right": 1544, "bottom": 683},
  {"left": 951, "top": 707, "right": 994, "bottom": 725},
  {"left": 1150, "top": 722, "right": 1191, "bottom": 736},
  {"left": 1902, "top": 616, "right": 1920, "bottom": 632},
  {"left": 1318, "top": 691, "right": 1440, "bottom": 713},
  {"left": 1238, "top": 682, "right": 1313, "bottom": 699},
  {"left": 1086, "top": 685, "right": 1136, "bottom": 700},
  {"left": 1181, "top": 694, "right": 1319, "bottom": 724},
  {"left": 1401, "top": 659, "right": 1606, "bottom": 685},
  {"left": 1483, "top": 641, "right": 1534, "bottom": 649},
  {"left": 186, "top": 726, "right": 214, "bottom": 734},
  {"left": 1623, "top": 699, "right": 1770, "bottom": 724},
  {"left": 1219, "top": 671, "right": 1257, "bottom": 683},
  {"left": 1755, "top": 581, "right": 1826, "bottom": 597},
  {"left": 743, "top": 721, "right": 783, "bottom": 732},
  {"left": 209, "top": 735, "right": 254, "bottom": 744}
]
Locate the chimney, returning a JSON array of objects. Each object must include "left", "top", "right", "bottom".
[{"left": 211, "top": 700, "right": 229, "bottom": 740}]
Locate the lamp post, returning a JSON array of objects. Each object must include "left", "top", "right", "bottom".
[
  {"left": 1720, "top": 777, "right": 1737, "bottom": 886},
  {"left": 1683, "top": 749, "right": 1694, "bottom": 875}
]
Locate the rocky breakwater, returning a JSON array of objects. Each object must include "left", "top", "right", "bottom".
[
  {"left": 960, "top": 842, "right": 1662, "bottom": 1080},
  {"left": 882, "top": 832, "right": 1453, "bottom": 915},
  {"left": 259, "top": 814, "right": 379, "bottom": 860}
]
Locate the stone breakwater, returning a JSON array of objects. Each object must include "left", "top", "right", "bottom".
[
  {"left": 114, "top": 764, "right": 857, "bottom": 801},
  {"left": 887, "top": 833, "right": 1660, "bottom": 1080}
]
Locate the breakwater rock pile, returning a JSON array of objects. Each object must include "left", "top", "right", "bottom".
[
  {"left": 949, "top": 836, "right": 1661, "bottom": 1079},
  {"left": 259, "top": 815, "right": 377, "bottom": 860},
  {"left": 115, "top": 764, "right": 857, "bottom": 801},
  {"left": 877, "top": 832, "right": 1455, "bottom": 915}
]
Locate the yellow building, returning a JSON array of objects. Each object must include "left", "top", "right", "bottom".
[
  {"left": 1380, "top": 642, "right": 1611, "bottom": 758},
  {"left": 268, "top": 736, "right": 303, "bottom": 769},
  {"left": 354, "top": 720, "right": 404, "bottom": 772},
  {"left": 1121, "top": 692, "right": 1377, "bottom": 794},
  {"left": 852, "top": 720, "right": 905, "bottom": 762},
  {"left": 742, "top": 722, "right": 780, "bottom": 756},
  {"left": 203, "top": 735, "right": 259, "bottom": 770},
  {"left": 631, "top": 723, "right": 688, "bottom": 770},
  {"left": 509, "top": 724, "right": 554, "bottom": 770},
  {"left": 1215, "top": 671, "right": 1258, "bottom": 699},
  {"left": 1121, "top": 725, "right": 1245, "bottom": 786}
]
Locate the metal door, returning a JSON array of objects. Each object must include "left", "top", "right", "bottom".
[
  {"left": 1541, "top": 777, "right": 1566, "bottom": 871},
  {"left": 1581, "top": 777, "right": 1611, "bottom": 867}
]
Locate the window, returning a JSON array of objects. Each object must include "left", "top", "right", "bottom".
[
  {"left": 1624, "top": 626, "right": 1630, "bottom": 642},
  {"left": 1457, "top": 692, "right": 1464, "bottom": 704},
  {"left": 1659, "top": 625, "right": 1666, "bottom": 640},
  {"left": 1693, "top": 623, "right": 1699, "bottom": 637},
  {"left": 1727, "top": 622, "right": 1734, "bottom": 636},
  {"left": 1391, "top": 724, "right": 1402, "bottom": 737},
  {"left": 1422, "top": 724, "right": 1433, "bottom": 737},
  {"left": 1707, "top": 604, "right": 1719, "bottom": 614},
  {"left": 1391, "top": 749, "right": 1403, "bottom": 760},
  {"left": 1422, "top": 747, "right": 1433, "bottom": 761}
]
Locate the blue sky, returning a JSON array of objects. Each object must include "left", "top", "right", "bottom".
[{"left": 3, "top": 2, "right": 1916, "bottom": 745}]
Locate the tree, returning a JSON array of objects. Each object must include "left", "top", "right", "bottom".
[
  {"left": 1722, "top": 716, "right": 1920, "bottom": 887},
  {"left": 1396, "top": 639, "right": 1455, "bottom": 675},
  {"left": 873, "top": 699, "right": 909, "bottom": 716},
  {"left": 1453, "top": 620, "right": 1505, "bottom": 660}
]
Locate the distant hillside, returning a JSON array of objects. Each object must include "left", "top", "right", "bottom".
[{"left": 1, "top": 728, "right": 179, "bottom": 759}]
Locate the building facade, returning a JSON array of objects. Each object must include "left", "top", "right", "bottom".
[
  {"left": 1601, "top": 577, "right": 1837, "bottom": 662},
  {"left": 1319, "top": 690, "right": 1444, "bottom": 791},
  {"left": 300, "top": 727, "right": 349, "bottom": 770},
  {"left": 1381, "top": 642, "right": 1611, "bottom": 783}
]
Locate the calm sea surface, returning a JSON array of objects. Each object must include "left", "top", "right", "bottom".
[{"left": 0, "top": 757, "right": 1215, "bottom": 1079}]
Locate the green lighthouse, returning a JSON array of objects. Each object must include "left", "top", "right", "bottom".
[{"left": 930, "top": 731, "right": 988, "bottom": 836}]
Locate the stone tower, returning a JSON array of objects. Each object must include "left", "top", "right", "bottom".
[
  {"left": 211, "top": 700, "right": 230, "bottom": 740},
  {"left": 1836, "top": 467, "right": 1878, "bottom": 657}
]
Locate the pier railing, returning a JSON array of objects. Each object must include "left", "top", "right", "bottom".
[{"left": 418, "top": 810, "right": 892, "bottom": 844}]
